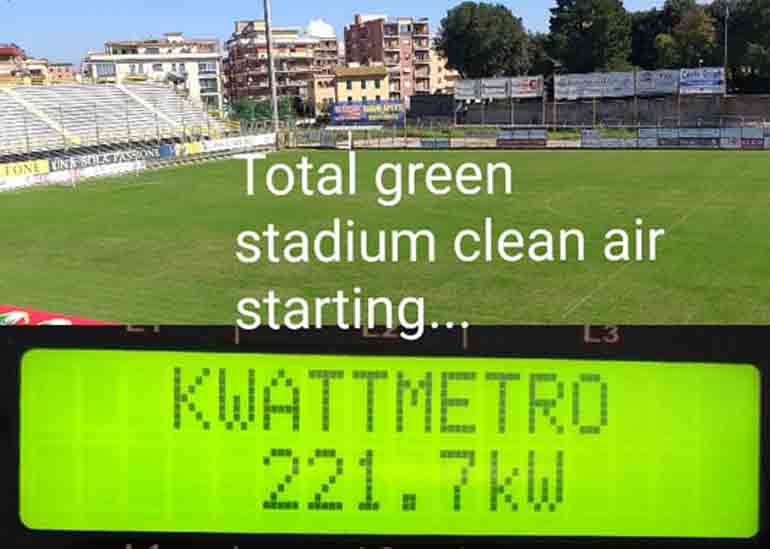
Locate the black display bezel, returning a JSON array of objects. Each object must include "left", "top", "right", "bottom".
[{"left": 0, "top": 325, "right": 767, "bottom": 548}]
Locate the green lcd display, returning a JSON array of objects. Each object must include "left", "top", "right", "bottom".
[{"left": 19, "top": 350, "right": 760, "bottom": 538}]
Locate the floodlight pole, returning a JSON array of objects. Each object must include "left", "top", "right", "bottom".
[
  {"left": 724, "top": 4, "right": 730, "bottom": 75},
  {"left": 263, "top": 0, "right": 280, "bottom": 133}
]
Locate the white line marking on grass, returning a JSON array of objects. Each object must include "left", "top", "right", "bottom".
[{"left": 561, "top": 187, "right": 726, "bottom": 319}]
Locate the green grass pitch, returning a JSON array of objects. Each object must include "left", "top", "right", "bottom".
[{"left": 2, "top": 149, "right": 769, "bottom": 324}]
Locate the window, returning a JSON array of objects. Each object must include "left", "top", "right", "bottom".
[
  {"left": 346, "top": 80, "right": 352, "bottom": 90},
  {"left": 375, "top": 79, "right": 381, "bottom": 89},
  {"left": 362, "top": 96, "right": 367, "bottom": 103},
  {"left": 347, "top": 96, "right": 353, "bottom": 103},
  {"left": 375, "top": 95, "right": 381, "bottom": 102},
  {"left": 153, "top": 63, "right": 163, "bottom": 72},
  {"left": 198, "top": 62, "right": 217, "bottom": 74},
  {"left": 137, "top": 64, "right": 144, "bottom": 74},
  {"left": 129, "top": 64, "right": 136, "bottom": 75},
  {"left": 94, "top": 62, "right": 116, "bottom": 78},
  {"left": 171, "top": 63, "right": 177, "bottom": 72},
  {"left": 361, "top": 79, "right": 367, "bottom": 90},
  {"left": 145, "top": 47, "right": 160, "bottom": 54}
]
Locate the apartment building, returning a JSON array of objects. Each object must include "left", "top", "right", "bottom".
[
  {"left": 83, "top": 33, "right": 223, "bottom": 111},
  {"left": 0, "top": 44, "right": 51, "bottom": 86},
  {"left": 344, "top": 15, "right": 432, "bottom": 103},
  {"left": 224, "top": 19, "right": 340, "bottom": 111},
  {"left": 430, "top": 37, "right": 459, "bottom": 95},
  {"left": 48, "top": 63, "right": 79, "bottom": 84}
]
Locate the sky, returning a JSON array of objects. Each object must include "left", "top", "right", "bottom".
[{"left": 0, "top": 0, "right": 666, "bottom": 65}]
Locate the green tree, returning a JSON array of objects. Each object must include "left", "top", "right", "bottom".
[
  {"left": 436, "top": 2, "right": 531, "bottom": 78},
  {"left": 670, "top": 6, "right": 717, "bottom": 67},
  {"left": 654, "top": 33, "right": 679, "bottom": 68},
  {"left": 715, "top": 0, "right": 770, "bottom": 92},
  {"left": 228, "top": 97, "right": 295, "bottom": 122},
  {"left": 548, "top": 0, "right": 632, "bottom": 73},
  {"left": 527, "top": 32, "right": 554, "bottom": 76},
  {"left": 631, "top": 9, "right": 667, "bottom": 69}
]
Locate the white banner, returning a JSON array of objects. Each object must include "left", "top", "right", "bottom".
[
  {"left": 454, "top": 80, "right": 480, "bottom": 101},
  {"left": 635, "top": 70, "right": 679, "bottom": 96},
  {"left": 202, "top": 134, "right": 275, "bottom": 153},
  {"left": 556, "top": 72, "right": 634, "bottom": 100},
  {"left": 0, "top": 169, "right": 72, "bottom": 192},
  {"left": 481, "top": 78, "right": 509, "bottom": 100},
  {"left": 679, "top": 67, "right": 726, "bottom": 95},
  {"left": 509, "top": 76, "right": 543, "bottom": 98}
]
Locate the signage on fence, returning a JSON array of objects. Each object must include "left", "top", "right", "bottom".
[
  {"left": 635, "top": 70, "right": 680, "bottom": 96},
  {"left": 556, "top": 72, "right": 634, "bottom": 100},
  {"left": 332, "top": 101, "right": 403, "bottom": 124},
  {"left": 581, "top": 129, "right": 602, "bottom": 148},
  {"left": 721, "top": 128, "right": 741, "bottom": 150},
  {"left": 202, "top": 135, "right": 276, "bottom": 153},
  {"left": 741, "top": 127, "right": 764, "bottom": 150},
  {"left": 679, "top": 67, "right": 726, "bottom": 95},
  {"left": 454, "top": 80, "right": 480, "bottom": 101},
  {"left": 603, "top": 72, "right": 636, "bottom": 98},
  {"left": 0, "top": 159, "right": 50, "bottom": 179},
  {"left": 497, "top": 129, "right": 547, "bottom": 149},
  {"left": 509, "top": 76, "right": 544, "bottom": 98},
  {"left": 0, "top": 169, "right": 71, "bottom": 192},
  {"left": 481, "top": 78, "right": 509, "bottom": 100},
  {"left": 50, "top": 148, "right": 160, "bottom": 172},
  {"left": 420, "top": 137, "right": 451, "bottom": 149}
]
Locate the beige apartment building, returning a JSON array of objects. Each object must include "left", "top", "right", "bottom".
[
  {"left": 83, "top": 32, "right": 223, "bottom": 111},
  {"left": 224, "top": 19, "right": 340, "bottom": 113}
]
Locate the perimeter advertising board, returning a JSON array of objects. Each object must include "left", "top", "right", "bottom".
[
  {"left": 679, "top": 67, "right": 726, "bottom": 95},
  {"left": 332, "top": 101, "right": 404, "bottom": 124},
  {"left": 481, "top": 78, "right": 509, "bottom": 100},
  {"left": 635, "top": 70, "right": 679, "bottom": 96},
  {"left": 556, "top": 72, "right": 634, "bottom": 100},
  {"left": 509, "top": 76, "right": 544, "bottom": 98},
  {"left": 497, "top": 129, "right": 547, "bottom": 149},
  {"left": 454, "top": 79, "right": 480, "bottom": 101}
]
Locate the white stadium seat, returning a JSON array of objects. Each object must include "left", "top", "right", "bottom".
[{"left": 0, "top": 83, "right": 227, "bottom": 156}]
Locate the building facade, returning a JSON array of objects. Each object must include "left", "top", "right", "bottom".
[
  {"left": 48, "top": 63, "right": 79, "bottom": 84},
  {"left": 223, "top": 19, "right": 340, "bottom": 115},
  {"left": 83, "top": 33, "right": 223, "bottom": 111},
  {"left": 430, "top": 38, "right": 459, "bottom": 95},
  {"left": 0, "top": 44, "right": 52, "bottom": 86},
  {"left": 344, "top": 15, "right": 431, "bottom": 103},
  {"left": 334, "top": 65, "right": 389, "bottom": 104}
]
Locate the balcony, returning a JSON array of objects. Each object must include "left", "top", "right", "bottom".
[{"left": 414, "top": 40, "right": 430, "bottom": 50}]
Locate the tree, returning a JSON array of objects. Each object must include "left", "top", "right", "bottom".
[
  {"left": 548, "top": 0, "right": 632, "bottom": 73},
  {"left": 527, "top": 32, "right": 554, "bottom": 76},
  {"left": 714, "top": 0, "right": 770, "bottom": 92},
  {"left": 229, "top": 96, "right": 294, "bottom": 122},
  {"left": 631, "top": 9, "right": 667, "bottom": 69},
  {"left": 654, "top": 33, "right": 679, "bottom": 68},
  {"left": 653, "top": 4, "right": 717, "bottom": 69},
  {"left": 436, "top": 2, "right": 531, "bottom": 78},
  {"left": 670, "top": 6, "right": 717, "bottom": 67}
]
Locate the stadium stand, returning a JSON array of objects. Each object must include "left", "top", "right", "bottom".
[{"left": 0, "top": 83, "right": 227, "bottom": 157}]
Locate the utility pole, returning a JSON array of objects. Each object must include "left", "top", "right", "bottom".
[
  {"left": 263, "top": 0, "right": 280, "bottom": 133},
  {"left": 724, "top": 3, "right": 730, "bottom": 75}
]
